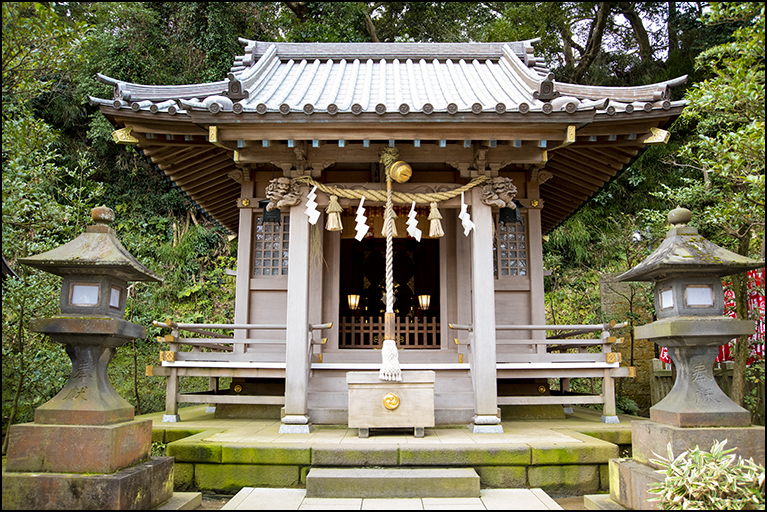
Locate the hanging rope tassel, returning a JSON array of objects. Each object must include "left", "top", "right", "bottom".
[
  {"left": 428, "top": 202, "right": 444, "bottom": 238},
  {"left": 325, "top": 194, "right": 343, "bottom": 231},
  {"left": 379, "top": 339, "right": 402, "bottom": 381},
  {"left": 381, "top": 208, "right": 398, "bottom": 237}
]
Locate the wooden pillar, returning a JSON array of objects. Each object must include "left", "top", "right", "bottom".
[
  {"left": 234, "top": 177, "right": 254, "bottom": 351},
  {"left": 469, "top": 187, "right": 502, "bottom": 433},
  {"left": 280, "top": 196, "right": 312, "bottom": 433}
]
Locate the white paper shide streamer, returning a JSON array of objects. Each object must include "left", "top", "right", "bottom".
[
  {"left": 304, "top": 185, "right": 320, "bottom": 225},
  {"left": 458, "top": 191, "right": 475, "bottom": 236},
  {"left": 354, "top": 196, "right": 369, "bottom": 241},
  {"left": 406, "top": 201, "right": 422, "bottom": 242}
]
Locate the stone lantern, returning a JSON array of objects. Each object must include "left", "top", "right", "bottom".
[
  {"left": 17, "top": 205, "right": 162, "bottom": 425},
  {"left": 617, "top": 207, "right": 763, "bottom": 427},
  {"left": 1, "top": 206, "right": 186, "bottom": 510}
]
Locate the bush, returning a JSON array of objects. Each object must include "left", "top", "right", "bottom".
[{"left": 648, "top": 439, "right": 765, "bottom": 510}]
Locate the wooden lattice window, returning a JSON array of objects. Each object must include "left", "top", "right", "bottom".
[
  {"left": 253, "top": 215, "right": 290, "bottom": 276},
  {"left": 494, "top": 214, "right": 527, "bottom": 277}
]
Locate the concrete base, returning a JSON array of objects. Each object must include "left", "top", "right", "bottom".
[
  {"left": 163, "top": 414, "right": 181, "bottom": 423},
  {"left": 470, "top": 423, "right": 504, "bottom": 433},
  {"left": 631, "top": 420, "right": 765, "bottom": 468},
  {"left": 5, "top": 419, "right": 152, "bottom": 474},
  {"left": 278, "top": 424, "right": 312, "bottom": 434},
  {"left": 601, "top": 415, "right": 620, "bottom": 424},
  {"left": 305, "top": 467, "right": 480, "bottom": 498},
  {"left": 1, "top": 456, "right": 174, "bottom": 510}
]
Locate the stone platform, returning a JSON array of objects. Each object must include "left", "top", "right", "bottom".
[{"left": 145, "top": 405, "right": 638, "bottom": 498}]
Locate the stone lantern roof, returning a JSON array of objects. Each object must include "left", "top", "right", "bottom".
[
  {"left": 18, "top": 206, "right": 162, "bottom": 283},
  {"left": 617, "top": 207, "right": 764, "bottom": 282}
]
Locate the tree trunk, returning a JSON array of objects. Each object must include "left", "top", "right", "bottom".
[
  {"left": 668, "top": 1, "right": 678, "bottom": 54},
  {"left": 618, "top": 3, "right": 653, "bottom": 64},
  {"left": 729, "top": 232, "right": 752, "bottom": 407},
  {"left": 570, "top": 2, "right": 612, "bottom": 83}
]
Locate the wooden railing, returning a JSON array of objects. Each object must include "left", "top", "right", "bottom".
[
  {"left": 449, "top": 321, "right": 633, "bottom": 420},
  {"left": 339, "top": 316, "right": 440, "bottom": 349}
]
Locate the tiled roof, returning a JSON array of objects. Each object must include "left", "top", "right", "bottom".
[{"left": 91, "top": 40, "right": 686, "bottom": 118}]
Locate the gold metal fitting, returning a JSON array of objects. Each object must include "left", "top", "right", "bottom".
[
  {"left": 389, "top": 161, "right": 412, "bottom": 183},
  {"left": 538, "top": 385, "right": 547, "bottom": 394},
  {"left": 233, "top": 384, "right": 243, "bottom": 393},
  {"left": 383, "top": 392, "right": 400, "bottom": 410}
]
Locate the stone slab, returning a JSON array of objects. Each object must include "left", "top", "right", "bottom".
[
  {"left": 607, "top": 458, "right": 663, "bottom": 510},
  {"left": 347, "top": 371, "right": 435, "bottom": 430},
  {"left": 195, "top": 463, "right": 301, "bottom": 493},
  {"left": 530, "top": 432, "right": 619, "bottom": 465},
  {"left": 223, "top": 444, "right": 311, "bottom": 465},
  {"left": 305, "top": 467, "right": 480, "bottom": 498},
  {"left": 1, "top": 456, "right": 173, "bottom": 510},
  {"left": 5, "top": 419, "right": 152, "bottom": 473},
  {"left": 631, "top": 420, "right": 765, "bottom": 468},
  {"left": 528, "top": 464, "right": 600, "bottom": 497},
  {"left": 155, "top": 492, "right": 203, "bottom": 510},
  {"left": 312, "top": 443, "right": 398, "bottom": 466},
  {"left": 583, "top": 494, "right": 627, "bottom": 510},
  {"left": 222, "top": 488, "right": 306, "bottom": 510},
  {"left": 399, "top": 443, "right": 530, "bottom": 466}
]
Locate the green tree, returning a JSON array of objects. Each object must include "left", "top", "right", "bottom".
[{"left": 654, "top": 2, "right": 765, "bottom": 408}]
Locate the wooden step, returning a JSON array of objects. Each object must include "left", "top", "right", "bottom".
[{"left": 305, "top": 467, "right": 480, "bottom": 498}]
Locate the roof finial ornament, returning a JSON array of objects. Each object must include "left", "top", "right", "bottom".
[
  {"left": 668, "top": 206, "right": 692, "bottom": 227},
  {"left": 533, "top": 73, "right": 560, "bottom": 102}
]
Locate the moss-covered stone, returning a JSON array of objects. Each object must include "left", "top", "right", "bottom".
[
  {"left": 528, "top": 465, "right": 599, "bottom": 497},
  {"left": 300, "top": 466, "right": 310, "bottom": 483},
  {"left": 599, "top": 464, "right": 609, "bottom": 492},
  {"left": 222, "top": 444, "right": 310, "bottom": 465},
  {"left": 531, "top": 433, "right": 618, "bottom": 465},
  {"left": 168, "top": 442, "right": 222, "bottom": 463},
  {"left": 475, "top": 466, "right": 527, "bottom": 488},
  {"left": 578, "top": 429, "right": 633, "bottom": 446},
  {"left": 194, "top": 464, "right": 300, "bottom": 493},
  {"left": 311, "top": 444, "right": 398, "bottom": 466},
  {"left": 173, "top": 463, "right": 195, "bottom": 491},
  {"left": 152, "top": 429, "right": 165, "bottom": 443},
  {"left": 165, "top": 429, "right": 204, "bottom": 443},
  {"left": 399, "top": 444, "right": 530, "bottom": 466}
]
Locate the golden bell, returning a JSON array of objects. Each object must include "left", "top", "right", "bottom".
[{"left": 389, "top": 161, "right": 412, "bottom": 183}]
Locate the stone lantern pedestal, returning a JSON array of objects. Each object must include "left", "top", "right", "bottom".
[
  {"left": 2, "top": 207, "right": 196, "bottom": 510},
  {"left": 585, "top": 208, "right": 765, "bottom": 510}
]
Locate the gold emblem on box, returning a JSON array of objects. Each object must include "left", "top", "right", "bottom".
[{"left": 383, "top": 392, "right": 400, "bottom": 410}]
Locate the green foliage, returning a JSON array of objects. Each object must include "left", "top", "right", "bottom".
[{"left": 648, "top": 439, "right": 766, "bottom": 510}]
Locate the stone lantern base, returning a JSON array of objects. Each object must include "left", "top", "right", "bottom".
[
  {"left": 586, "top": 420, "right": 765, "bottom": 510},
  {"left": 2, "top": 418, "right": 178, "bottom": 510},
  {"left": 2, "top": 457, "right": 174, "bottom": 510}
]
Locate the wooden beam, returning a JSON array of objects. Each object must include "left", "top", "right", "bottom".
[
  {"left": 545, "top": 162, "right": 609, "bottom": 188},
  {"left": 576, "top": 119, "right": 667, "bottom": 136},
  {"left": 234, "top": 143, "right": 545, "bottom": 165},
  {"left": 214, "top": 123, "right": 570, "bottom": 143}
]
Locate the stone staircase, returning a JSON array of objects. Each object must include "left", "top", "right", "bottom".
[{"left": 305, "top": 467, "right": 481, "bottom": 498}]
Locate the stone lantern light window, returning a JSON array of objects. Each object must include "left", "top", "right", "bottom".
[
  {"left": 685, "top": 284, "right": 714, "bottom": 307},
  {"left": 70, "top": 283, "right": 100, "bottom": 306}
]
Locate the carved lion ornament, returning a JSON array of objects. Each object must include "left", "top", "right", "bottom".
[
  {"left": 265, "top": 177, "right": 301, "bottom": 211},
  {"left": 481, "top": 177, "right": 518, "bottom": 209}
]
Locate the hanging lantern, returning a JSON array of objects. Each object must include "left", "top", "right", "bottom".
[
  {"left": 348, "top": 294, "right": 361, "bottom": 310},
  {"left": 428, "top": 202, "right": 444, "bottom": 238},
  {"left": 258, "top": 199, "right": 281, "bottom": 225},
  {"left": 418, "top": 294, "right": 431, "bottom": 310},
  {"left": 499, "top": 201, "right": 523, "bottom": 226},
  {"left": 325, "top": 195, "right": 343, "bottom": 231}
]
